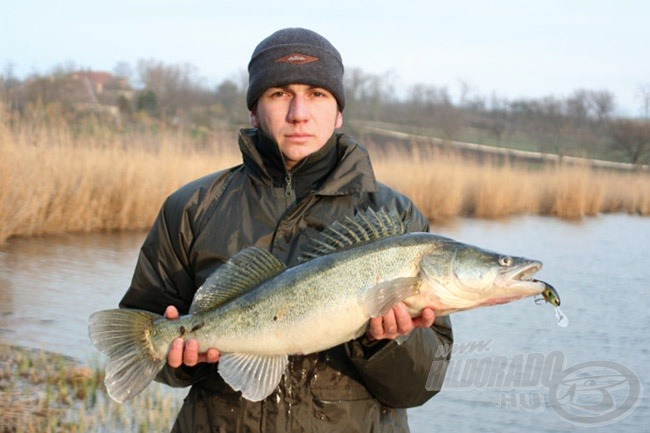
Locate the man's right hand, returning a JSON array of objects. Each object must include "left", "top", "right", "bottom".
[{"left": 164, "top": 305, "right": 220, "bottom": 368}]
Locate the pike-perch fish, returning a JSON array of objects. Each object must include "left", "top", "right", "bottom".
[{"left": 88, "top": 209, "right": 559, "bottom": 403}]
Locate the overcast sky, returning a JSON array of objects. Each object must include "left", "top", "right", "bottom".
[{"left": 2, "top": 0, "right": 648, "bottom": 116}]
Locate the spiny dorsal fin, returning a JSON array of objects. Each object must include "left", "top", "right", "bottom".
[
  {"left": 189, "top": 247, "right": 286, "bottom": 314},
  {"left": 299, "top": 208, "right": 407, "bottom": 262}
]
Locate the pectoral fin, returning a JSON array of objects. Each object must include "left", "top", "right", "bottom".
[
  {"left": 365, "top": 277, "right": 422, "bottom": 318},
  {"left": 218, "top": 353, "right": 288, "bottom": 402}
]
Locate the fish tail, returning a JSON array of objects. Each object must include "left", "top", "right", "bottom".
[{"left": 88, "top": 308, "right": 166, "bottom": 403}]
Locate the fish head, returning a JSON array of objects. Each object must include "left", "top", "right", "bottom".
[{"left": 417, "top": 242, "right": 546, "bottom": 314}]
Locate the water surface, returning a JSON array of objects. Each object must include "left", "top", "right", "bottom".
[{"left": 0, "top": 215, "right": 647, "bottom": 432}]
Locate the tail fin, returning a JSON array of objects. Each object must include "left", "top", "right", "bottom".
[{"left": 88, "top": 309, "right": 166, "bottom": 403}]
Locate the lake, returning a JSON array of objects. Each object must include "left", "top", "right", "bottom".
[{"left": 1, "top": 214, "right": 647, "bottom": 432}]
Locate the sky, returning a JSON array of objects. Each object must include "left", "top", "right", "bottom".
[{"left": 1, "top": 0, "right": 649, "bottom": 116}]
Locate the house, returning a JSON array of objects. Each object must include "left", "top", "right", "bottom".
[{"left": 68, "top": 70, "right": 135, "bottom": 116}]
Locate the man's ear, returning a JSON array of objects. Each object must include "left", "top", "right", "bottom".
[
  {"left": 249, "top": 110, "right": 260, "bottom": 128},
  {"left": 335, "top": 111, "right": 343, "bottom": 129}
]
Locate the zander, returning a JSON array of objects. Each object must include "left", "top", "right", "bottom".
[{"left": 89, "top": 209, "right": 558, "bottom": 403}]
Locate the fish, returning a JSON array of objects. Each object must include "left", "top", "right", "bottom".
[{"left": 88, "top": 208, "right": 557, "bottom": 403}]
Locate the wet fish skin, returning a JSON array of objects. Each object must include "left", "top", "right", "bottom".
[{"left": 89, "top": 209, "right": 550, "bottom": 403}]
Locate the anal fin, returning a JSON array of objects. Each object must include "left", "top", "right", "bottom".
[{"left": 218, "top": 353, "right": 288, "bottom": 402}]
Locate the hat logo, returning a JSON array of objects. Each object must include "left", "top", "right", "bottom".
[{"left": 275, "top": 53, "right": 319, "bottom": 65}]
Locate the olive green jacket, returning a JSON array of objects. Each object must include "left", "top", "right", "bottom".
[{"left": 120, "top": 128, "right": 453, "bottom": 433}]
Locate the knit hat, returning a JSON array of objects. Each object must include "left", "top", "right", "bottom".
[{"left": 246, "top": 28, "right": 345, "bottom": 111}]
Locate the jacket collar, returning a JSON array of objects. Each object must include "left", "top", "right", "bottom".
[{"left": 238, "top": 128, "right": 377, "bottom": 196}]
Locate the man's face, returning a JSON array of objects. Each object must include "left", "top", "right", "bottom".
[{"left": 250, "top": 84, "right": 343, "bottom": 170}]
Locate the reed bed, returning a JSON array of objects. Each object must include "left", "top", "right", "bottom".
[
  {"left": 1, "top": 109, "right": 649, "bottom": 246},
  {"left": 373, "top": 145, "right": 650, "bottom": 221},
  {"left": 0, "top": 109, "right": 239, "bottom": 245}
]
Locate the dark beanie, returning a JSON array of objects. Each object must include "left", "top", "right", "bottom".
[{"left": 246, "top": 28, "right": 345, "bottom": 111}]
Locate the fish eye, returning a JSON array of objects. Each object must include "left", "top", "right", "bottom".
[{"left": 498, "top": 256, "right": 513, "bottom": 267}]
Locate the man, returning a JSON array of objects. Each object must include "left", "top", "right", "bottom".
[{"left": 120, "top": 27, "right": 453, "bottom": 432}]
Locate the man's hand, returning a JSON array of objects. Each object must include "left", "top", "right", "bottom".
[
  {"left": 164, "top": 306, "right": 220, "bottom": 367},
  {"left": 366, "top": 303, "right": 435, "bottom": 342}
]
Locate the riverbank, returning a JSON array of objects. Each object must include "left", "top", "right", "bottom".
[
  {"left": 0, "top": 344, "right": 181, "bottom": 432},
  {"left": 2, "top": 113, "right": 649, "bottom": 246}
]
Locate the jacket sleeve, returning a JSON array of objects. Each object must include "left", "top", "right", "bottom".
[
  {"left": 345, "top": 194, "right": 454, "bottom": 408},
  {"left": 119, "top": 197, "right": 196, "bottom": 313},
  {"left": 119, "top": 192, "right": 209, "bottom": 387},
  {"left": 119, "top": 170, "right": 235, "bottom": 387},
  {"left": 346, "top": 317, "right": 453, "bottom": 408}
]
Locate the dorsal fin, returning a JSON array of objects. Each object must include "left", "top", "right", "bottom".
[
  {"left": 189, "top": 247, "right": 286, "bottom": 314},
  {"left": 298, "top": 208, "right": 407, "bottom": 262}
]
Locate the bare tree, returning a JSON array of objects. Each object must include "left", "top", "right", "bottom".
[
  {"left": 487, "top": 94, "right": 510, "bottom": 145},
  {"left": 344, "top": 68, "right": 396, "bottom": 122},
  {"left": 610, "top": 119, "right": 650, "bottom": 165},
  {"left": 566, "top": 89, "right": 591, "bottom": 129},
  {"left": 1, "top": 63, "right": 21, "bottom": 106},
  {"left": 135, "top": 59, "right": 208, "bottom": 121},
  {"left": 214, "top": 74, "right": 248, "bottom": 125},
  {"left": 437, "top": 100, "right": 463, "bottom": 143},
  {"left": 589, "top": 90, "right": 616, "bottom": 124},
  {"left": 403, "top": 83, "right": 452, "bottom": 129},
  {"left": 427, "top": 87, "right": 463, "bottom": 142},
  {"left": 637, "top": 83, "right": 650, "bottom": 119},
  {"left": 534, "top": 96, "right": 570, "bottom": 156}
]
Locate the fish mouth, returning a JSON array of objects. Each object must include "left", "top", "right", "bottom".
[
  {"left": 503, "top": 261, "right": 545, "bottom": 293},
  {"left": 513, "top": 261, "right": 542, "bottom": 281},
  {"left": 479, "top": 261, "right": 546, "bottom": 308}
]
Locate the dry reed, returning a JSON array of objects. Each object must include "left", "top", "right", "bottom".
[
  {"left": 0, "top": 106, "right": 239, "bottom": 245},
  {"left": 372, "top": 145, "right": 650, "bottom": 222},
  {"left": 1, "top": 106, "right": 649, "bottom": 246}
]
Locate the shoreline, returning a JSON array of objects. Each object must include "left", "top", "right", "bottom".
[{"left": 0, "top": 343, "right": 181, "bottom": 432}]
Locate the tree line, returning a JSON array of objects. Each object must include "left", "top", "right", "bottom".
[{"left": 1, "top": 60, "right": 649, "bottom": 165}]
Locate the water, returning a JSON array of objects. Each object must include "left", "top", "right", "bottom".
[
  {"left": 0, "top": 215, "right": 648, "bottom": 432},
  {"left": 410, "top": 215, "right": 649, "bottom": 433},
  {"left": 0, "top": 231, "right": 143, "bottom": 360}
]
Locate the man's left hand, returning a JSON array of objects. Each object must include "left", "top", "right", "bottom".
[{"left": 366, "top": 303, "right": 435, "bottom": 341}]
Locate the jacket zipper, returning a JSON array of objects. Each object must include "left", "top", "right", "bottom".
[{"left": 284, "top": 172, "right": 293, "bottom": 198}]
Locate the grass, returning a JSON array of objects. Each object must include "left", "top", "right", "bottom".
[
  {"left": 0, "top": 344, "right": 183, "bottom": 433},
  {"left": 1, "top": 105, "right": 649, "bottom": 246}
]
